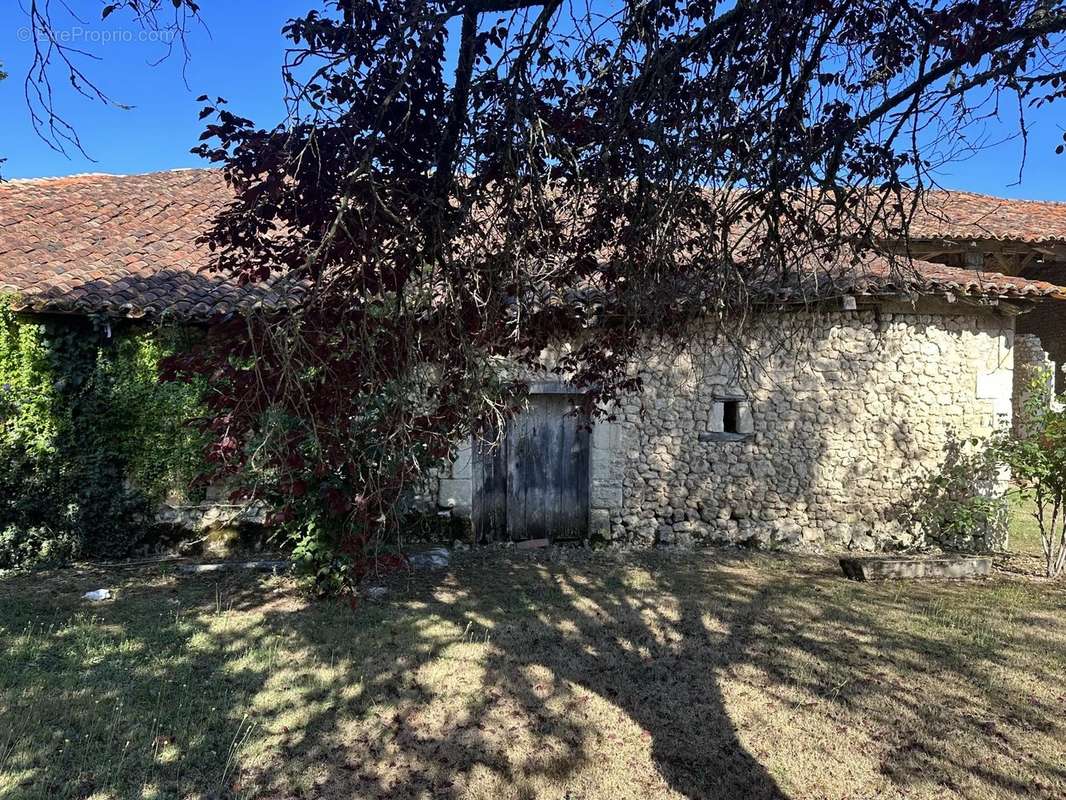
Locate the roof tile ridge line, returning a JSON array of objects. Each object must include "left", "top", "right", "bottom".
[
  {"left": 929, "top": 188, "right": 1066, "bottom": 208},
  {"left": 1, "top": 167, "right": 221, "bottom": 186},
  {"left": 2, "top": 172, "right": 127, "bottom": 185}
]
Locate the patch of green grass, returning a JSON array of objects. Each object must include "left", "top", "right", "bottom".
[
  {"left": 0, "top": 552, "right": 1064, "bottom": 799},
  {"left": 1009, "top": 491, "right": 1046, "bottom": 556}
]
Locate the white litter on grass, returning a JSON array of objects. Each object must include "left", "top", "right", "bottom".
[
  {"left": 82, "top": 589, "right": 112, "bottom": 602},
  {"left": 366, "top": 586, "right": 388, "bottom": 600}
]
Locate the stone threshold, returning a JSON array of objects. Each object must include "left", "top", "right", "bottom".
[{"left": 839, "top": 555, "right": 992, "bottom": 581}]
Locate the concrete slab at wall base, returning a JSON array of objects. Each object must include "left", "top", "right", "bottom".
[
  {"left": 839, "top": 556, "right": 992, "bottom": 581},
  {"left": 177, "top": 560, "right": 290, "bottom": 574}
]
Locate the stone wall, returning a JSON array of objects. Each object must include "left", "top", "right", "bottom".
[
  {"left": 1011, "top": 333, "right": 1055, "bottom": 437},
  {"left": 609, "top": 302, "right": 1014, "bottom": 550},
  {"left": 1017, "top": 263, "right": 1066, "bottom": 391},
  {"left": 436, "top": 299, "right": 1018, "bottom": 551}
]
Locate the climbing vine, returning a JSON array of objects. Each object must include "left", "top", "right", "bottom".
[{"left": 0, "top": 299, "right": 208, "bottom": 568}]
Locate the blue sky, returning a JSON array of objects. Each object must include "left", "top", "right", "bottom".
[
  {"left": 2, "top": 1, "right": 297, "bottom": 180},
  {"left": 2, "top": 1, "right": 1064, "bottom": 200}
]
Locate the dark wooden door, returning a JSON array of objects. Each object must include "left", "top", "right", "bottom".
[
  {"left": 472, "top": 434, "right": 507, "bottom": 544},
  {"left": 473, "top": 395, "right": 589, "bottom": 543}
]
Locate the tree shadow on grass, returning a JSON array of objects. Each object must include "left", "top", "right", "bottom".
[{"left": 1, "top": 552, "right": 1064, "bottom": 799}]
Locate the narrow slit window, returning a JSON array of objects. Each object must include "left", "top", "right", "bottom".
[{"left": 722, "top": 400, "right": 740, "bottom": 434}]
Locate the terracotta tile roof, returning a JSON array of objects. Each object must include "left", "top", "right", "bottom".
[
  {"left": 879, "top": 259, "right": 1066, "bottom": 300},
  {"left": 0, "top": 169, "right": 300, "bottom": 321},
  {"left": 769, "top": 253, "right": 1066, "bottom": 302},
  {"left": 0, "top": 169, "right": 1063, "bottom": 320},
  {"left": 908, "top": 190, "right": 1066, "bottom": 244}
]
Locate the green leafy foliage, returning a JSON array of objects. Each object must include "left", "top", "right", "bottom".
[
  {"left": 0, "top": 300, "right": 207, "bottom": 569},
  {"left": 287, "top": 516, "right": 360, "bottom": 597},
  {"left": 905, "top": 436, "right": 1009, "bottom": 553},
  {"left": 232, "top": 381, "right": 445, "bottom": 596},
  {"left": 993, "top": 374, "right": 1066, "bottom": 578}
]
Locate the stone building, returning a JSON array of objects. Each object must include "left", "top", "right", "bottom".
[
  {"left": 442, "top": 297, "right": 1050, "bottom": 550},
  {"left": 3, "top": 170, "right": 1066, "bottom": 550},
  {"left": 888, "top": 191, "right": 1066, "bottom": 391}
]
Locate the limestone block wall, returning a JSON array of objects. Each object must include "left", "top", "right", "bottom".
[
  {"left": 1012, "top": 333, "right": 1055, "bottom": 437},
  {"left": 1017, "top": 263, "right": 1066, "bottom": 391},
  {"left": 608, "top": 302, "right": 1015, "bottom": 550},
  {"left": 435, "top": 300, "right": 1018, "bottom": 551},
  {"left": 437, "top": 444, "right": 473, "bottom": 515}
]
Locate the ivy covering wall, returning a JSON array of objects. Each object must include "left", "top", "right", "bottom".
[{"left": 0, "top": 300, "right": 208, "bottom": 568}]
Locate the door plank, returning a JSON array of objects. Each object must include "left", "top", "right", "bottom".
[
  {"left": 473, "top": 395, "right": 590, "bottom": 543},
  {"left": 472, "top": 434, "right": 507, "bottom": 544},
  {"left": 506, "top": 395, "right": 589, "bottom": 541}
]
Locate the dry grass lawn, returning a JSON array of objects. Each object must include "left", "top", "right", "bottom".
[{"left": 0, "top": 545, "right": 1064, "bottom": 800}]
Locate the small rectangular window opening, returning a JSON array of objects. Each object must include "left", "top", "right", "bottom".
[{"left": 722, "top": 400, "right": 740, "bottom": 434}]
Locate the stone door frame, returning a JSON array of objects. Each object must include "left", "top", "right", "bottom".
[{"left": 437, "top": 380, "right": 624, "bottom": 542}]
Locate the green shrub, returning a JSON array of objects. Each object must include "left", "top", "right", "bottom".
[
  {"left": 0, "top": 524, "right": 78, "bottom": 571},
  {"left": 994, "top": 375, "right": 1066, "bottom": 578},
  {"left": 0, "top": 300, "right": 208, "bottom": 567},
  {"left": 904, "top": 436, "right": 1009, "bottom": 553}
]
